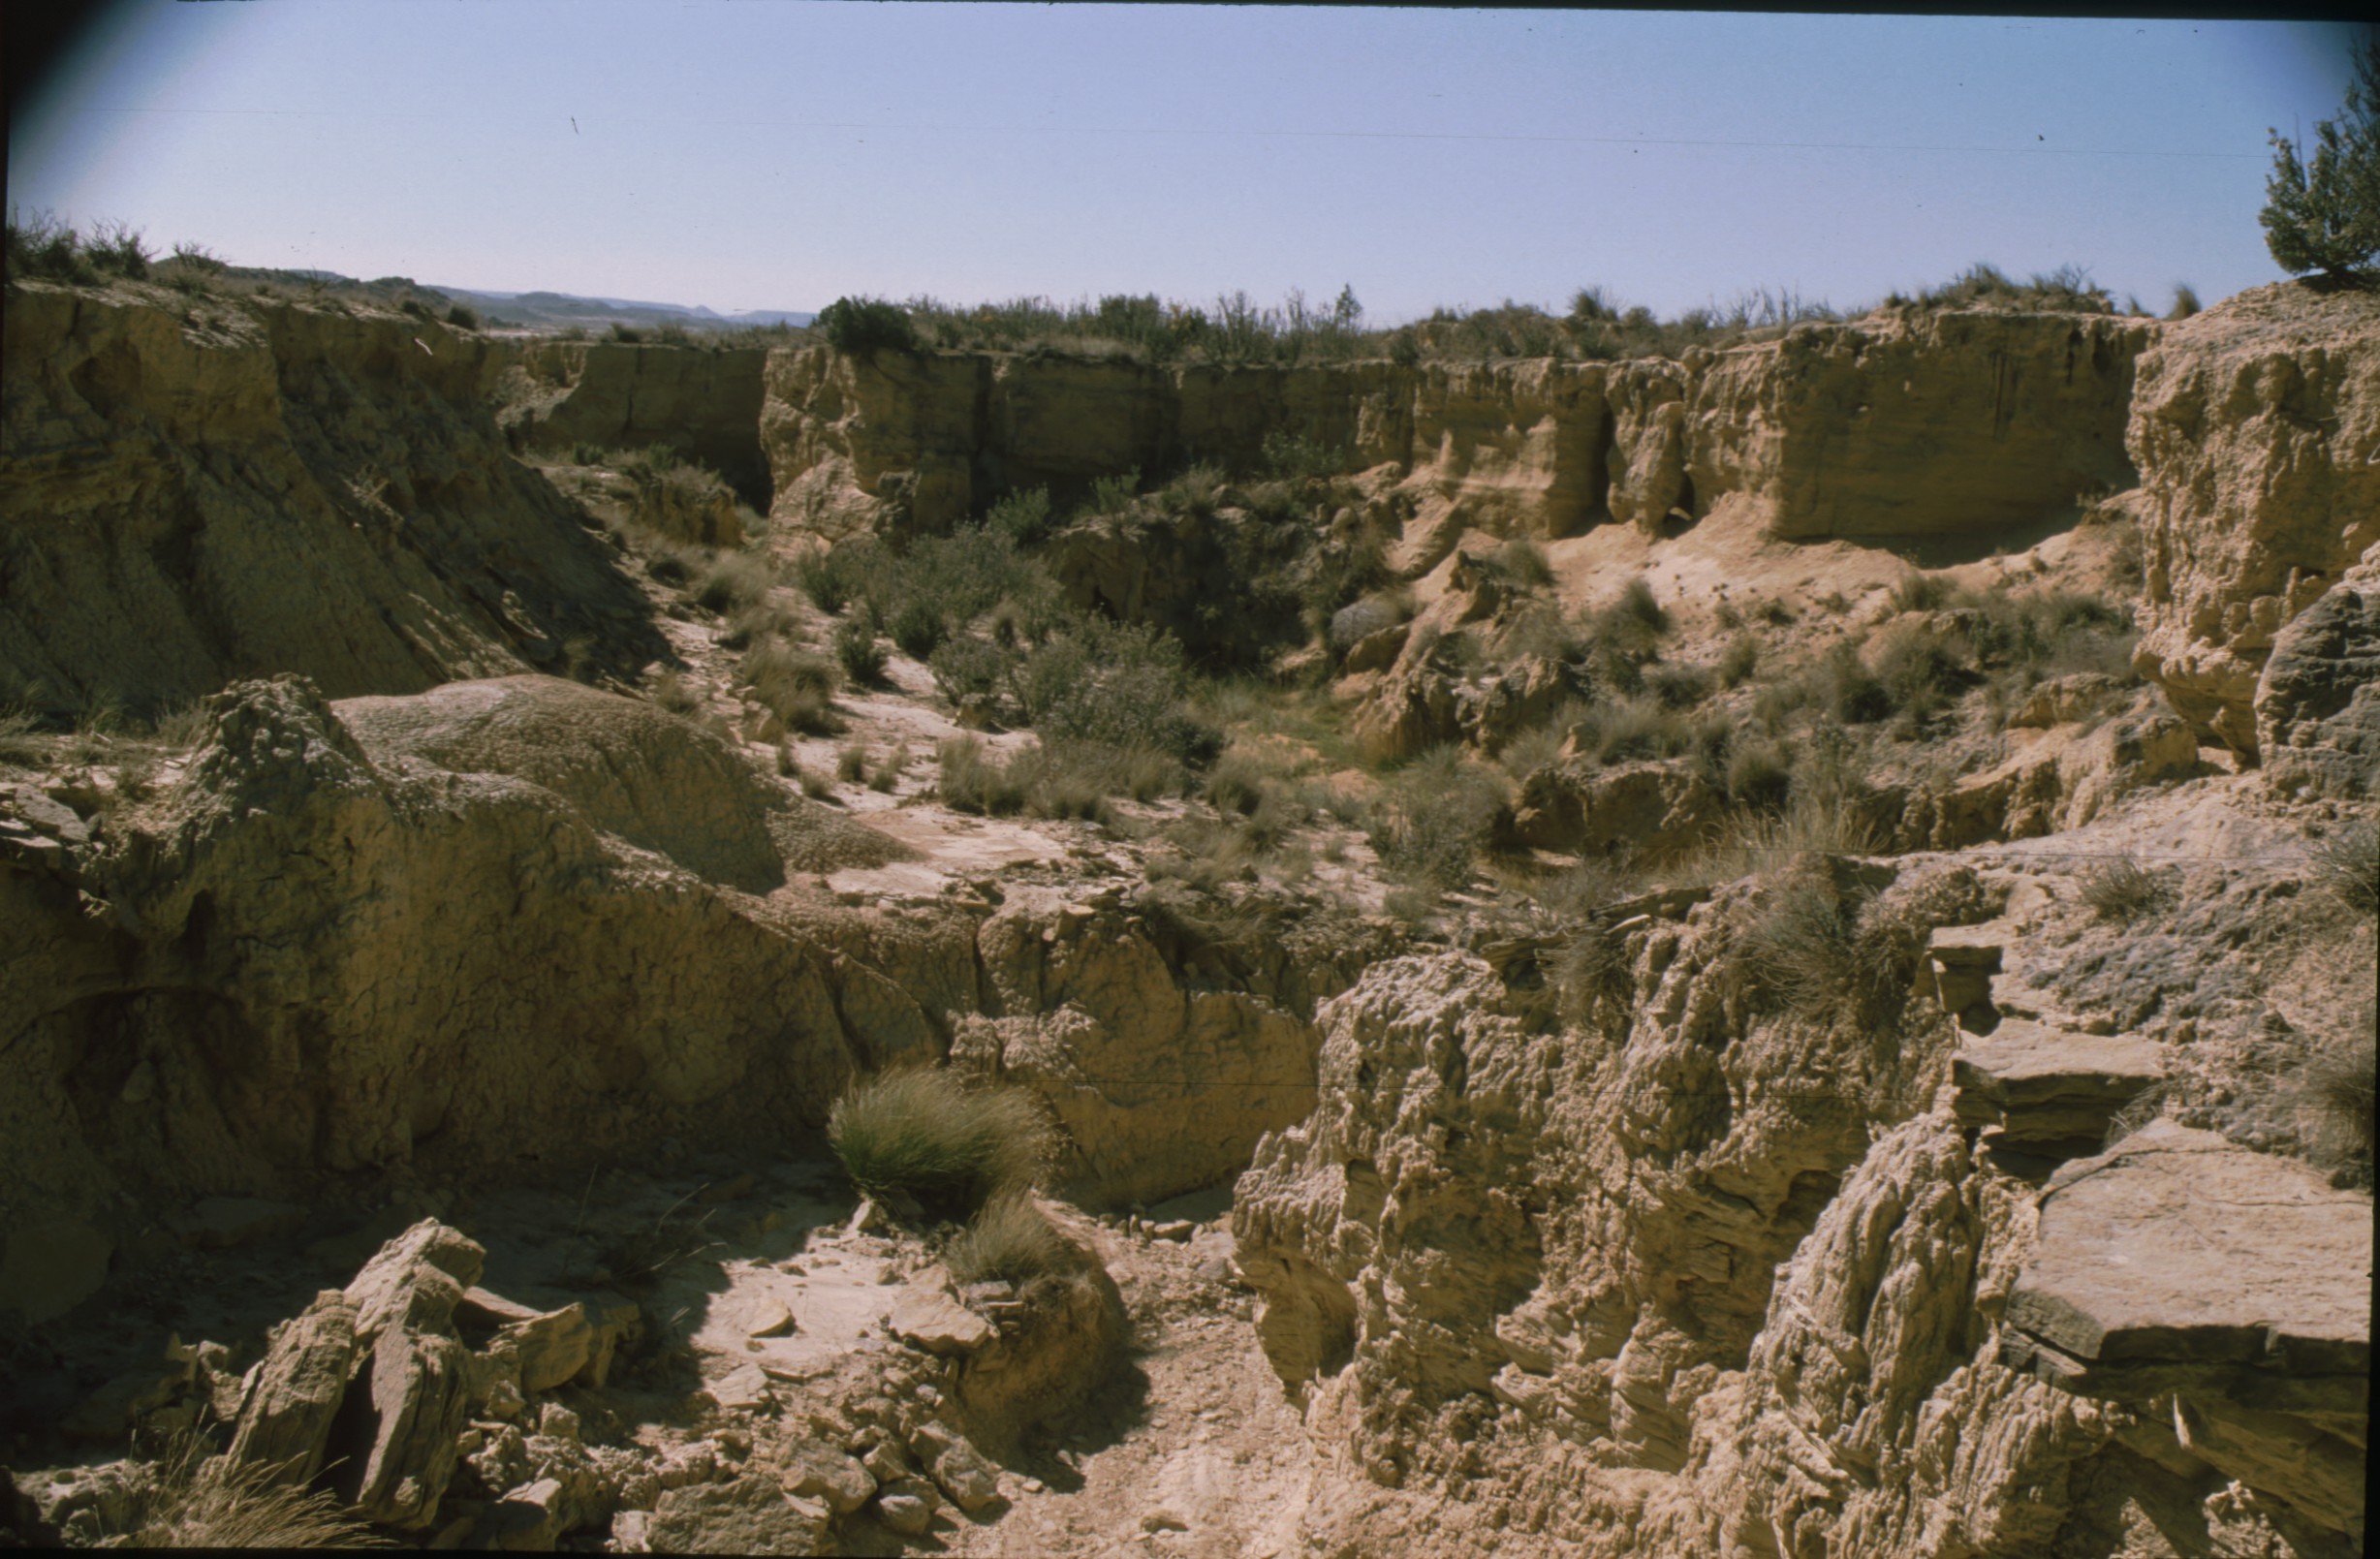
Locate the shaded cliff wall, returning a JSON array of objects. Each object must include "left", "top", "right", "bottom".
[
  {"left": 0, "top": 284, "right": 665, "bottom": 718},
  {"left": 761, "top": 310, "right": 2148, "bottom": 550},
  {"left": 494, "top": 341, "right": 773, "bottom": 507}
]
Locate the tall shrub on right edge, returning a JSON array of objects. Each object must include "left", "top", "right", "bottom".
[{"left": 2261, "top": 33, "right": 2380, "bottom": 283}]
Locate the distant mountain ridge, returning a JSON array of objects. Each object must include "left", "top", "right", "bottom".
[{"left": 431, "top": 285, "right": 811, "bottom": 332}]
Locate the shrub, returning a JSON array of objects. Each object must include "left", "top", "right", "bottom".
[
  {"left": 2078, "top": 856, "right": 2171, "bottom": 920},
  {"left": 1726, "top": 740, "right": 1794, "bottom": 814},
  {"left": 927, "top": 633, "right": 1014, "bottom": 710},
  {"left": 946, "top": 1188, "right": 1070, "bottom": 1290},
  {"left": 1644, "top": 663, "right": 1712, "bottom": 711},
  {"left": 817, "top": 296, "right": 920, "bottom": 356},
  {"left": 837, "top": 742, "right": 869, "bottom": 783},
  {"left": 835, "top": 618, "right": 887, "bottom": 683},
  {"left": 1491, "top": 538, "right": 1555, "bottom": 589},
  {"left": 445, "top": 302, "right": 481, "bottom": 329},
  {"left": 2299, "top": 1027, "right": 2376, "bottom": 1185},
  {"left": 827, "top": 1067, "right": 1049, "bottom": 1217},
  {"left": 1204, "top": 752, "right": 1271, "bottom": 817},
  {"left": 871, "top": 744, "right": 907, "bottom": 793},
  {"left": 693, "top": 551, "right": 772, "bottom": 614},
  {"left": 2167, "top": 284, "right": 2202, "bottom": 320},
  {"left": 2259, "top": 35, "right": 2380, "bottom": 282},
  {"left": 609, "top": 322, "right": 643, "bottom": 343},
  {"left": 649, "top": 668, "right": 701, "bottom": 716},
  {"left": 986, "top": 485, "right": 1053, "bottom": 546},
  {"left": 890, "top": 597, "right": 948, "bottom": 661},
  {"left": 1369, "top": 746, "right": 1507, "bottom": 890},
  {"left": 1013, "top": 618, "right": 1220, "bottom": 764},
  {"left": 2304, "top": 818, "right": 2378, "bottom": 918},
  {"left": 1717, "top": 635, "right": 1761, "bottom": 688}
]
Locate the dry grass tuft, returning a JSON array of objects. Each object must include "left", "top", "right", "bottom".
[
  {"left": 123, "top": 1434, "right": 385, "bottom": 1548},
  {"left": 2078, "top": 856, "right": 2171, "bottom": 921},
  {"left": 2304, "top": 818, "right": 2378, "bottom": 919}
]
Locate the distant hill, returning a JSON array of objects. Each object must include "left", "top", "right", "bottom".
[
  {"left": 202, "top": 263, "right": 810, "bottom": 335},
  {"left": 430, "top": 285, "right": 811, "bottom": 333}
]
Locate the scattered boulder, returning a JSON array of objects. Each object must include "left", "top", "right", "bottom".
[
  {"left": 781, "top": 1447, "right": 874, "bottom": 1516},
  {"left": 227, "top": 1291, "right": 359, "bottom": 1483},
  {"left": 647, "top": 1475, "right": 828, "bottom": 1556}
]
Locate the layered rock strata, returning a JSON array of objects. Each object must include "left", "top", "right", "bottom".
[{"left": 0, "top": 285, "right": 665, "bottom": 715}]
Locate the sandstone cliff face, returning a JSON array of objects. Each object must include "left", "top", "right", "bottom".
[
  {"left": 1689, "top": 310, "right": 2148, "bottom": 541},
  {"left": 2128, "top": 282, "right": 2380, "bottom": 755},
  {"left": 0, "top": 285, "right": 665, "bottom": 717},
  {"left": 494, "top": 341, "right": 772, "bottom": 507},
  {"left": 1232, "top": 877, "right": 2368, "bottom": 1554},
  {"left": 761, "top": 311, "right": 2145, "bottom": 564}
]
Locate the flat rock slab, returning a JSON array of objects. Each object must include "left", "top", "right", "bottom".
[
  {"left": 1953, "top": 1017, "right": 2163, "bottom": 1146},
  {"left": 2006, "top": 1119, "right": 2371, "bottom": 1381},
  {"left": 886, "top": 1286, "right": 993, "bottom": 1356}
]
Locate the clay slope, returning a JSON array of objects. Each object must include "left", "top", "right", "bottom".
[
  {"left": 0, "top": 284, "right": 666, "bottom": 718},
  {"left": 493, "top": 339, "right": 773, "bottom": 507}
]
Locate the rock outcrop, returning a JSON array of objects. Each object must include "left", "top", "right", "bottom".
[
  {"left": 2128, "top": 281, "right": 2380, "bottom": 754},
  {"left": 0, "top": 283, "right": 665, "bottom": 717},
  {"left": 0, "top": 676, "right": 866, "bottom": 1303},
  {"left": 2255, "top": 551, "right": 2380, "bottom": 795}
]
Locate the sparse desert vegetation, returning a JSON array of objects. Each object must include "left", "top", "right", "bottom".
[{"left": 3, "top": 225, "right": 2371, "bottom": 1559}]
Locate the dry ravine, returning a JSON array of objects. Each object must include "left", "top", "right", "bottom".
[{"left": 1, "top": 266, "right": 2371, "bottom": 1556}]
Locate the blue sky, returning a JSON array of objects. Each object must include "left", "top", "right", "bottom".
[{"left": 8, "top": 4, "right": 2367, "bottom": 323}]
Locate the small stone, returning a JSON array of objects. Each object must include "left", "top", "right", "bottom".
[
  {"left": 537, "top": 1403, "right": 580, "bottom": 1442},
  {"left": 484, "top": 1378, "right": 525, "bottom": 1420},
  {"left": 1143, "top": 1508, "right": 1189, "bottom": 1533},
  {"left": 876, "top": 1491, "right": 934, "bottom": 1536},
  {"left": 1150, "top": 1220, "right": 1196, "bottom": 1242},
  {"left": 1022, "top": 1477, "right": 1046, "bottom": 1494},
  {"left": 745, "top": 1297, "right": 796, "bottom": 1339}
]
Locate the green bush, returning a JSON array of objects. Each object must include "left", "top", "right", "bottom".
[
  {"left": 835, "top": 618, "right": 888, "bottom": 683},
  {"left": 1013, "top": 618, "right": 1221, "bottom": 764},
  {"left": 927, "top": 634, "right": 1015, "bottom": 710},
  {"left": 827, "top": 1067, "right": 1049, "bottom": 1217},
  {"left": 986, "top": 486, "right": 1053, "bottom": 546},
  {"left": 816, "top": 296, "right": 920, "bottom": 356},
  {"left": 1368, "top": 746, "right": 1507, "bottom": 890},
  {"left": 2260, "top": 36, "right": 2380, "bottom": 282},
  {"left": 446, "top": 302, "right": 481, "bottom": 329},
  {"left": 1491, "top": 538, "right": 1555, "bottom": 589},
  {"left": 890, "top": 597, "right": 948, "bottom": 661}
]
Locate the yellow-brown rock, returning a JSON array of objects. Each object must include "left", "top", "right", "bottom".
[
  {"left": 2128, "top": 281, "right": 2380, "bottom": 753},
  {"left": 0, "top": 283, "right": 666, "bottom": 717}
]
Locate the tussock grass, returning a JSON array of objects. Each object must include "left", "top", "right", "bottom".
[
  {"left": 828, "top": 1068, "right": 1049, "bottom": 1217},
  {"left": 2299, "top": 1027, "right": 2376, "bottom": 1186},
  {"left": 742, "top": 640, "right": 839, "bottom": 733},
  {"left": 1490, "top": 538, "right": 1554, "bottom": 589},
  {"left": 1367, "top": 746, "right": 1508, "bottom": 890},
  {"left": 649, "top": 668, "right": 702, "bottom": 717},
  {"left": 946, "top": 1187, "right": 1070, "bottom": 1290}
]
